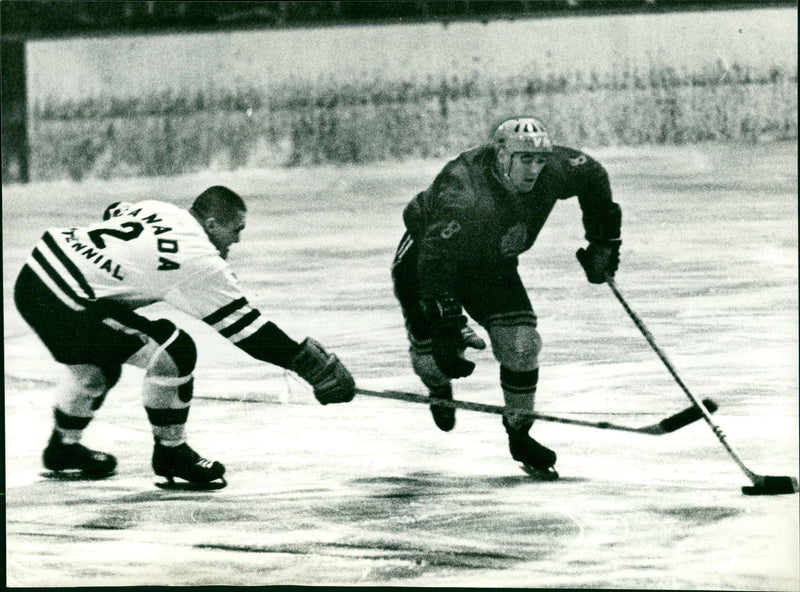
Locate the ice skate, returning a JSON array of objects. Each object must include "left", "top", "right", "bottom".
[
  {"left": 42, "top": 431, "right": 117, "bottom": 478},
  {"left": 503, "top": 418, "right": 558, "bottom": 480},
  {"left": 152, "top": 441, "right": 226, "bottom": 490},
  {"left": 429, "top": 384, "right": 456, "bottom": 432}
]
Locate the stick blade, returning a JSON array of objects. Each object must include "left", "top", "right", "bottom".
[{"left": 742, "top": 476, "right": 799, "bottom": 496}]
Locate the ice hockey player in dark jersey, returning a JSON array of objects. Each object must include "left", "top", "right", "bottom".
[
  {"left": 392, "top": 116, "right": 621, "bottom": 478},
  {"left": 14, "top": 186, "right": 355, "bottom": 489}
]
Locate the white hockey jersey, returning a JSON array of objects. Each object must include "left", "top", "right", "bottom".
[{"left": 25, "top": 200, "right": 268, "bottom": 345}]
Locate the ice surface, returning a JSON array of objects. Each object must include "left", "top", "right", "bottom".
[{"left": 4, "top": 143, "right": 798, "bottom": 588}]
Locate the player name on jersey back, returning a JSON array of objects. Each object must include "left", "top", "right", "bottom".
[{"left": 28, "top": 200, "right": 221, "bottom": 306}]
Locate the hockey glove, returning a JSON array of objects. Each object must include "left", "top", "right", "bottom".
[
  {"left": 422, "top": 297, "right": 486, "bottom": 379},
  {"left": 290, "top": 338, "right": 355, "bottom": 405},
  {"left": 576, "top": 240, "right": 621, "bottom": 284}
]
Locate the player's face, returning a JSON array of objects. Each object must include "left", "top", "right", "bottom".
[
  {"left": 508, "top": 152, "right": 550, "bottom": 193},
  {"left": 207, "top": 210, "right": 246, "bottom": 259}
]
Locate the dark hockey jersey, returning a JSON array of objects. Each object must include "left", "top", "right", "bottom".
[{"left": 402, "top": 144, "right": 621, "bottom": 300}]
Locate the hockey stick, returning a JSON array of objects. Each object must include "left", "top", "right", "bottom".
[
  {"left": 355, "top": 387, "right": 716, "bottom": 435},
  {"left": 606, "top": 276, "right": 799, "bottom": 495}
]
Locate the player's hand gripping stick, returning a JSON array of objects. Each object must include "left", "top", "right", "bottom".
[
  {"left": 421, "top": 297, "right": 486, "bottom": 379},
  {"left": 577, "top": 240, "right": 621, "bottom": 284}
]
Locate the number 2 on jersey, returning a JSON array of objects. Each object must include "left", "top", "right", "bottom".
[{"left": 88, "top": 221, "right": 144, "bottom": 248}]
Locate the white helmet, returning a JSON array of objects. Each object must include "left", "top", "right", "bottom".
[{"left": 492, "top": 116, "right": 553, "bottom": 178}]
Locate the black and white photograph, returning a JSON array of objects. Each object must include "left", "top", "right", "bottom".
[{"left": 3, "top": 1, "right": 798, "bottom": 588}]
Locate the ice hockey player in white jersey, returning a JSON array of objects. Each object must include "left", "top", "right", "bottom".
[{"left": 14, "top": 185, "right": 355, "bottom": 489}]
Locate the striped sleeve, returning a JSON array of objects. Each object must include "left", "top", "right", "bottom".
[
  {"left": 175, "top": 269, "right": 301, "bottom": 367},
  {"left": 164, "top": 263, "right": 268, "bottom": 345},
  {"left": 25, "top": 231, "right": 94, "bottom": 310},
  {"left": 202, "top": 297, "right": 268, "bottom": 344}
]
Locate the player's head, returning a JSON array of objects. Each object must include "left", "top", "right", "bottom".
[
  {"left": 491, "top": 116, "right": 553, "bottom": 193},
  {"left": 191, "top": 186, "right": 247, "bottom": 259},
  {"left": 102, "top": 201, "right": 133, "bottom": 220}
]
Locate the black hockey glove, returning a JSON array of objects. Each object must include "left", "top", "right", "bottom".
[
  {"left": 576, "top": 240, "right": 621, "bottom": 284},
  {"left": 290, "top": 338, "right": 355, "bottom": 405},
  {"left": 422, "top": 297, "right": 484, "bottom": 379}
]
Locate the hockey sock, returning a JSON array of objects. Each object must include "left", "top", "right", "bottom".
[
  {"left": 52, "top": 408, "right": 90, "bottom": 444},
  {"left": 52, "top": 365, "right": 111, "bottom": 441},
  {"left": 143, "top": 376, "right": 191, "bottom": 446},
  {"left": 500, "top": 366, "right": 539, "bottom": 431}
]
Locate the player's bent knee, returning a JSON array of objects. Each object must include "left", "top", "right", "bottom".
[
  {"left": 142, "top": 327, "right": 197, "bottom": 407},
  {"left": 164, "top": 329, "right": 197, "bottom": 377},
  {"left": 410, "top": 343, "right": 450, "bottom": 388},
  {"left": 143, "top": 332, "right": 195, "bottom": 405},
  {"left": 147, "top": 328, "right": 197, "bottom": 378},
  {"left": 489, "top": 324, "right": 542, "bottom": 372}
]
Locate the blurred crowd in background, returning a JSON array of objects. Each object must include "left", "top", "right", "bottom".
[{"left": 1, "top": 1, "right": 794, "bottom": 184}]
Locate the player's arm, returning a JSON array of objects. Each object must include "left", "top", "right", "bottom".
[
  {"left": 167, "top": 264, "right": 354, "bottom": 404},
  {"left": 220, "top": 308, "right": 355, "bottom": 406},
  {"left": 415, "top": 169, "right": 485, "bottom": 378},
  {"left": 566, "top": 151, "right": 622, "bottom": 283},
  {"left": 415, "top": 167, "right": 478, "bottom": 299}
]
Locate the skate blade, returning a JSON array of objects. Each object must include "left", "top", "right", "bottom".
[
  {"left": 155, "top": 477, "right": 227, "bottom": 491},
  {"left": 41, "top": 470, "right": 116, "bottom": 481},
  {"left": 519, "top": 464, "right": 559, "bottom": 481}
]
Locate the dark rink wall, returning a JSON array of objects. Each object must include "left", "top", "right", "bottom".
[{"left": 18, "top": 7, "right": 800, "bottom": 181}]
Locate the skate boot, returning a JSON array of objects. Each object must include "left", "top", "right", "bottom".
[
  {"left": 42, "top": 431, "right": 117, "bottom": 478},
  {"left": 429, "top": 383, "right": 456, "bottom": 432},
  {"left": 503, "top": 417, "right": 558, "bottom": 480},
  {"left": 152, "top": 440, "right": 226, "bottom": 490}
]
